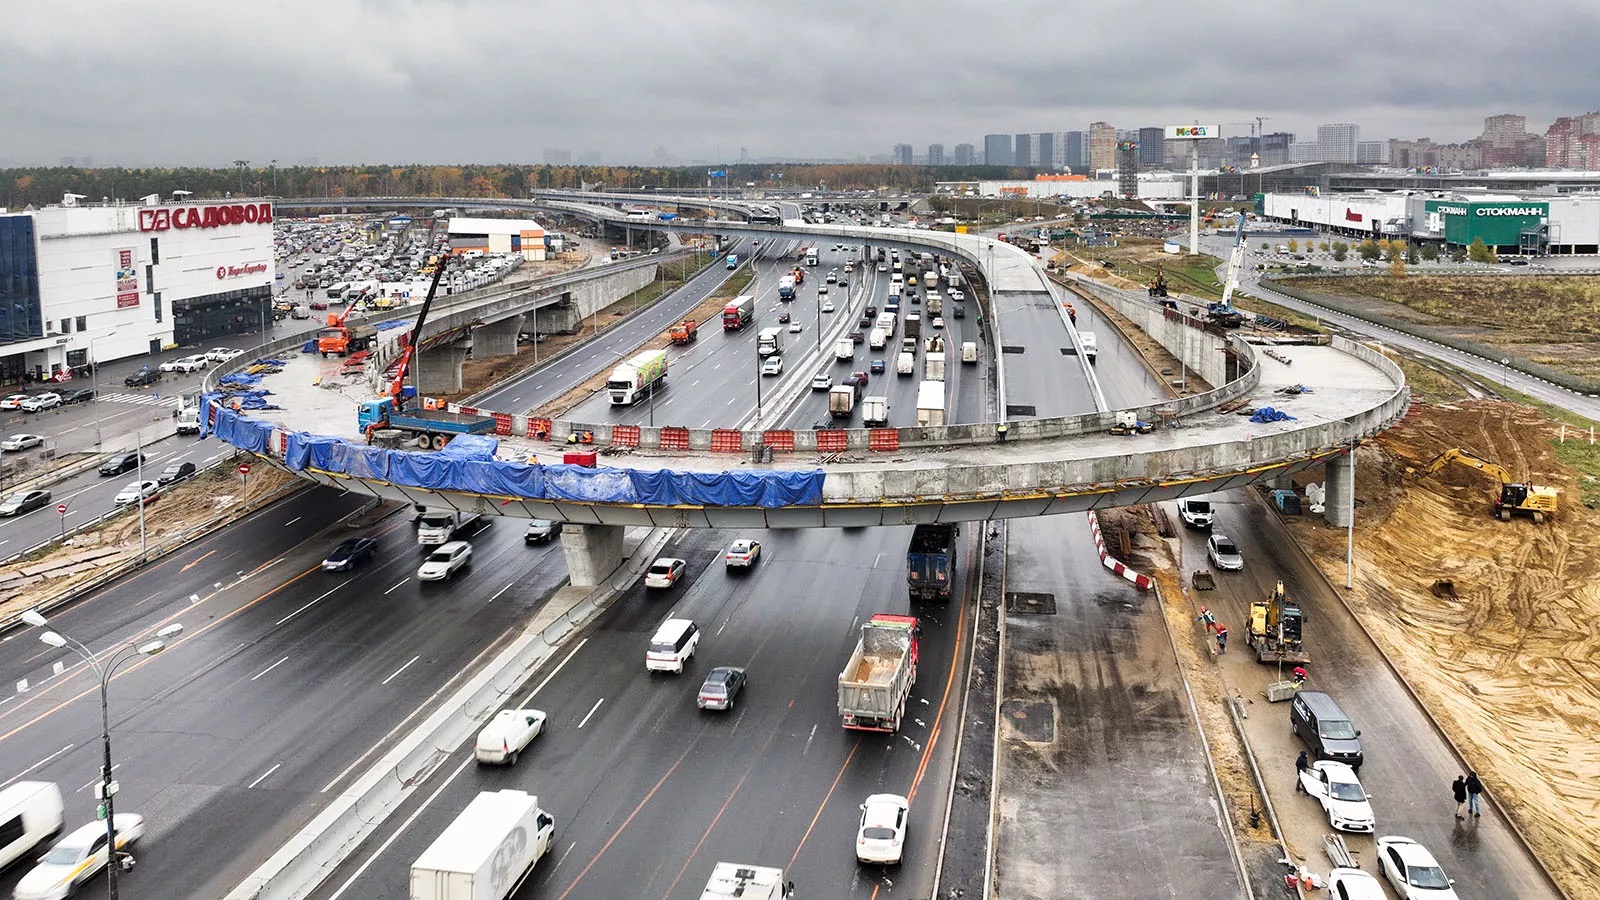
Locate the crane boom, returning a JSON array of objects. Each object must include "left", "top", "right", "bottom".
[
  {"left": 1423, "top": 448, "right": 1517, "bottom": 483},
  {"left": 1218, "top": 214, "right": 1248, "bottom": 311},
  {"left": 385, "top": 253, "right": 454, "bottom": 411}
]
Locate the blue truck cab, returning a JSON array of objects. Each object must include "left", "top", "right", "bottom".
[{"left": 726, "top": 254, "right": 739, "bottom": 270}]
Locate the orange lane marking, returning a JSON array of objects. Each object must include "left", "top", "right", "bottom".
[
  {"left": 788, "top": 739, "right": 861, "bottom": 869},
  {"left": 180, "top": 549, "right": 217, "bottom": 572},
  {"left": 555, "top": 727, "right": 707, "bottom": 900},
  {"left": 907, "top": 571, "right": 970, "bottom": 805},
  {"left": 659, "top": 728, "right": 782, "bottom": 900}
]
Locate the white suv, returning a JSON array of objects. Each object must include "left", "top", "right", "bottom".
[{"left": 160, "top": 354, "right": 210, "bottom": 374}]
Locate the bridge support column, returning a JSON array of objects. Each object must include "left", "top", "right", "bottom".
[
  {"left": 475, "top": 318, "right": 522, "bottom": 359},
  {"left": 415, "top": 344, "right": 469, "bottom": 395},
  {"left": 560, "top": 523, "right": 625, "bottom": 588},
  {"left": 1271, "top": 472, "right": 1295, "bottom": 492},
  {"left": 535, "top": 293, "right": 580, "bottom": 336},
  {"left": 1323, "top": 454, "right": 1353, "bottom": 527}
]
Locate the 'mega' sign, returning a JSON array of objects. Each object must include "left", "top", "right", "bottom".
[
  {"left": 1165, "top": 124, "right": 1221, "bottom": 140},
  {"left": 139, "top": 203, "right": 273, "bottom": 232}
]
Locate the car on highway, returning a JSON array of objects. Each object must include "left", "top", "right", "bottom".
[
  {"left": 418, "top": 540, "right": 472, "bottom": 581},
  {"left": 157, "top": 461, "right": 196, "bottom": 485},
  {"left": 761, "top": 356, "right": 784, "bottom": 376},
  {"left": 811, "top": 373, "right": 832, "bottom": 391},
  {"left": 952, "top": 305, "right": 965, "bottom": 319},
  {"left": 0, "top": 489, "right": 51, "bottom": 517},
  {"left": 61, "top": 388, "right": 95, "bottom": 405},
  {"left": 322, "top": 536, "right": 379, "bottom": 571},
  {"left": 13, "top": 814, "right": 145, "bottom": 900},
  {"left": 843, "top": 264, "right": 853, "bottom": 273},
  {"left": 1, "top": 434, "right": 45, "bottom": 452},
  {"left": 1376, "top": 836, "right": 1458, "bottom": 900},
  {"left": 205, "top": 347, "right": 246, "bottom": 363},
  {"left": 1299, "top": 760, "right": 1374, "bottom": 832},
  {"left": 473, "top": 708, "right": 546, "bottom": 765},
  {"left": 856, "top": 794, "right": 909, "bottom": 864},
  {"left": 787, "top": 322, "right": 802, "bottom": 334},
  {"left": 0, "top": 394, "right": 29, "bottom": 410},
  {"left": 827, "top": 271, "right": 838, "bottom": 284},
  {"left": 114, "top": 480, "right": 159, "bottom": 506},
  {"left": 159, "top": 355, "right": 209, "bottom": 374},
  {"left": 696, "top": 666, "right": 747, "bottom": 711},
  {"left": 644, "top": 557, "right": 687, "bottom": 589},
  {"left": 931, "top": 317, "right": 944, "bottom": 329},
  {"left": 838, "top": 279, "right": 848, "bottom": 288},
  {"left": 1177, "top": 498, "right": 1214, "bottom": 529},
  {"left": 524, "top": 519, "right": 561, "bottom": 544},
  {"left": 98, "top": 451, "right": 144, "bottom": 476},
  {"left": 20, "top": 393, "right": 62, "bottom": 412},
  {"left": 850, "top": 330, "right": 865, "bottom": 344},
  {"left": 1324, "top": 867, "right": 1386, "bottom": 900},
  {"left": 778, "top": 310, "right": 791, "bottom": 324},
  {"left": 818, "top": 285, "right": 829, "bottom": 296},
  {"left": 870, "top": 359, "right": 886, "bottom": 374},
  {"left": 1206, "top": 533, "right": 1244, "bottom": 570},
  {"left": 949, "top": 289, "right": 965, "bottom": 301},
  {"left": 878, "top": 262, "right": 888, "bottom": 272},
  {"left": 724, "top": 539, "right": 761, "bottom": 569},
  {"left": 821, "top": 300, "right": 835, "bottom": 313}
]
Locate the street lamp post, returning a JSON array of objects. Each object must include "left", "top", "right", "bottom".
[
  {"left": 20, "top": 610, "right": 182, "bottom": 900},
  {"left": 89, "top": 330, "right": 117, "bottom": 452},
  {"left": 754, "top": 349, "right": 763, "bottom": 422},
  {"left": 134, "top": 431, "right": 148, "bottom": 562}
]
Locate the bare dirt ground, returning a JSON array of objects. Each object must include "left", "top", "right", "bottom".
[
  {"left": 1282, "top": 399, "right": 1600, "bottom": 900},
  {"left": 1295, "top": 275, "right": 1600, "bottom": 382}
]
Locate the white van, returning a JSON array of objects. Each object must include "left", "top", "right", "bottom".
[
  {"left": 1080, "top": 331, "right": 1098, "bottom": 363},
  {"left": 646, "top": 618, "right": 700, "bottom": 674},
  {"left": 961, "top": 341, "right": 978, "bottom": 364},
  {"left": 0, "top": 782, "right": 63, "bottom": 871},
  {"left": 474, "top": 709, "right": 547, "bottom": 766}
]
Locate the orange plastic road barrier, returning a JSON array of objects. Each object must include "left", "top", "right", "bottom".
[
  {"left": 868, "top": 429, "right": 900, "bottom": 452},
  {"left": 659, "top": 427, "right": 690, "bottom": 450},
  {"left": 762, "top": 430, "right": 794, "bottom": 451},
  {"left": 612, "top": 424, "right": 641, "bottom": 447},
  {"left": 817, "top": 431, "right": 848, "bottom": 453},
  {"left": 710, "top": 429, "right": 743, "bottom": 453}
]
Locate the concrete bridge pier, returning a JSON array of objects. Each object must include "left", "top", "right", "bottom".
[
  {"left": 474, "top": 318, "right": 523, "bottom": 359},
  {"left": 535, "top": 293, "right": 580, "bottom": 336},
  {"left": 561, "top": 523, "right": 625, "bottom": 587},
  {"left": 414, "top": 343, "right": 470, "bottom": 395},
  {"left": 1323, "top": 453, "right": 1353, "bottom": 527}
]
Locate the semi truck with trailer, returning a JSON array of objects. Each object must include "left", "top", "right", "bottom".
[
  {"left": 607, "top": 350, "right": 668, "bottom": 405},
  {"left": 778, "top": 275, "right": 797, "bottom": 300},
  {"left": 906, "top": 523, "right": 958, "bottom": 601},
  {"left": 722, "top": 295, "right": 756, "bottom": 331},
  {"left": 409, "top": 790, "right": 554, "bottom": 900},
  {"left": 837, "top": 613, "right": 921, "bottom": 732}
]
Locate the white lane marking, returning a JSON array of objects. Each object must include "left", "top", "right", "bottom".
[
  {"left": 381, "top": 655, "right": 420, "bottom": 686},
  {"left": 76, "top": 763, "right": 121, "bottom": 794},
  {"left": 384, "top": 578, "right": 408, "bottom": 594},
  {"left": 247, "top": 763, "right": 282, "bottom": 789},
  {"left": 324, "top": 755, "right": 474, "bottom": 900},
  {"left": 283, "top": 516, "right": 301, "bottom": 527},
  {"left": 251, "top": 656, "right": 290, "bottom": 682},
  {"left": 517, "top": 638, "right": 588, "bottom": 707},
  {"left": 555, "top": 840, "right": 577, "bottom": 870},
  {"left": 488, "top": 582, "right": 514, "bottom": 603},
  {"left": 725, "top": 396, "right": 735, "bottom": 405},
  {"left": 577, "top": 698, "right": 605, "bottom": 729},
  {"left": 803, "top": 724, "right": 818, "bottom": 757},
  {"left": 276, "top": 583, "right": 347, "bottom": 626},
  {"left": 1, "top": 745, "right": 74, "bottom": 789}
]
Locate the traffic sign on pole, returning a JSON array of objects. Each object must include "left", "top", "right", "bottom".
[
  {"left": 237, "top": 463, "right": 251, "bottom": 476},
  {"left": 56, "top": 504, "right": 67, "bottom": 515}
]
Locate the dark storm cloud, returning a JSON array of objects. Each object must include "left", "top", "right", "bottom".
[{"left": 3, "top": 0, "right": 1597, "bottom": 167}]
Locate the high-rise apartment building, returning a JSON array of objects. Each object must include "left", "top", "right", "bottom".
[
  {"left": 1356, "top": 141, "right": 1390, "bottom": 165},
  {"left": 1137, "top": 127, "right": 1165, "bottom": 166},
  {"left": 893, "top": 143, "right": 914, "bottom": 166},
  {"left": 1034, "top": 133, "right": 1057, "bottom": 170},
  {"left": 543, "top": 148, "right": 572, "bottom": 165},
  {"left": 1089, "top": 122, "right": 1116, "bottom": 170},
  {"left": 926, "top": 144, "right": 945, "bottom": 166},
  {"left": 984, "top": 134, "right": 1013, "bottom": 167},
  {"left": 952, "top": 143, "right": 976, "bottom": 166},
  {"left": 1318, "top": 123, "right": 1360, "bottom": 162},
  {"left": 1260, "top": 132, "right": 1293, "bottom": 166},
  {"left": 1064, "top": 131, "right": 1088, "bottom": 170},
  {"left": 1474, "top": 114, "right": 1542, "bottom": 167},
  {"left": 1013, "top": 133, "right": 1034, "bottom": 167},
  {"left": 1546, "top": 112, "right": 1600, "bottom": 169}
]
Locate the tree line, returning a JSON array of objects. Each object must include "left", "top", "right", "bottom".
[{"left": 0, "top": 163, "right": 1020, "bottom": 208}]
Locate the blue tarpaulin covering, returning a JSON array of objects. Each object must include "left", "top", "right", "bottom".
[
  {"left": 1250, "top": 406, "right": 1298, "bottom": 423},
  {"left": 376, "top": 320, "right": 412, "bottom": 332},
  {"left": 220, "top": 372, "right": 263, "bottom": 388},
  {"left": 300, "top": 340, "right": 318, "bottom": 353},
  {"left": 207, "top": 402, "right": 824, "bottom": 508}
]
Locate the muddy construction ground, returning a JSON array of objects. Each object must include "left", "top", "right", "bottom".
[
  {"left": 1281, "top": 398, "right": 1600, "bottom": 899},
  {"left": 1294, "top": 275, "right": 1600, "bottom": 383}
]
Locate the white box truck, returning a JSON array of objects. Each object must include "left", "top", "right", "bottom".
[
  {"left": 1080, "top": 331, "right": 1098, "bottom": 363},
  {"left": 828, "top": 384, "right": 855, "bottom": 419},
  {"left": 757, "top": 327, "right": 784, "bottom": 357},
  {"left": 915, "top": 380, "right": 946, "bottom": 426},
  {"left": 410, "top": 790, "right": 554, "bottom": 900},
  {"left": 924, "top": 352, "right": 945, "bottom": 382},
  {"left": 699, "top": 862, "right": 793, "bottom": 900},
  {"left": 418, "top": 510, "right": 484, "bottom": 547},
  {"left": 834, "top": 337, "right": 855, "bottom": 361},
  {"left": 895, "top": 352, "right": 915, "bottom": 376},
  {"left": 860, "top": 395, "right": 890, "bottom": 426}
]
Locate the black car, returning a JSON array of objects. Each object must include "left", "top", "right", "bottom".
[
  {"left": 870, "top": 359, "right": 886, "bottom": 374},
  {"left": 865, "top": 305, "right": 878, "bottom": 317},
  {"left": 952, "top": 305, "right": 965, "bottom": 319},
  {"left": 524, "top": 519, "right": 561, "bottom": 544},
  {"left": 778, "top": 311, "right": 791, "bottom": 324},
  {"left": 322, "top": 536, "right": 378, "bottom": 571},
  {"left": 98, "top": 451, "right": 145, "bottom": 476},
  {"left": 0, "top": 488, "right": 51, "bottom": 517},
  {"left": 124, "top": 366, "right": 160, "bottom": 388},
  {"left": 157, "top": 461, "right": 196, "bottom": 485},
  {"left": 61, "top": 388, "right": 95, "bottom": 404},
  {"left": 850, "top": 331, "right": 865, "bottom": 344}
]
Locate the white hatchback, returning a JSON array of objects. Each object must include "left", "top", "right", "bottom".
[{"left": 856, "top": 794, "right": 909, "bottom": 864}]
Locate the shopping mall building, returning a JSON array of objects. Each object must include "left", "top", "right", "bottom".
[{"left": 0, "top": 196, "right": 274, "bottom": 387}]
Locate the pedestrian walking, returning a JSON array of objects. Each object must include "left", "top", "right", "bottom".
[
  {"left": 1451, "top": 775, "right": 1467, "bottom": 820},
  {"left": 1215, "top": 623, "right": 1229, "bottom": 654},
  {"left": 1465, "top": 771, "right": 1483, "bottom": 818},
  {"left": 1196, "top": 605, "right": 1219, "bottom": 633},
  {"left": 1295, "top": 750, "right": 1310, "bottom": 793}
]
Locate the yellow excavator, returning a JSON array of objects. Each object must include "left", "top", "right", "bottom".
[{"left": 1422, "top": 448, "right": 1559, "bottom": 523}]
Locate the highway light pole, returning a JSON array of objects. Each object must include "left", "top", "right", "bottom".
[
  {"left": 134, "top": 431, "right": 148, "bottom": 562},
  {"left": 754, "top": 349, "right": 763, "bottom": 422},
  {"left": 89, "top": 330, "right": 117, "bottom": 452},
  {"left": 20, "top": 610, "right": 182, "bottom": 900}
]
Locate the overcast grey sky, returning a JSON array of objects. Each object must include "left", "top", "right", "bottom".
[{"left": 4, "top": 0, "right": 1597, "bottom": 168}]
